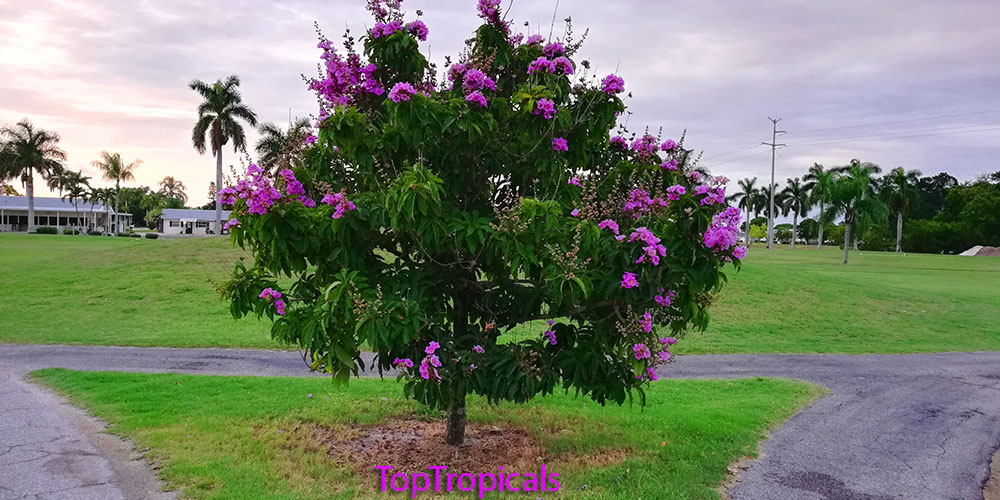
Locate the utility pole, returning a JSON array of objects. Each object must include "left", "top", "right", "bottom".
[{"left": 762, "top": 117, "right": 786, "bottom": 250}]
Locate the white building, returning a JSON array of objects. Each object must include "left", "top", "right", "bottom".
[
  {"left": 159, "top": 208, "right": 231, "bottom": 235},
  {"left": 0, "top": 196, "right": 130, "bottom": 233}
]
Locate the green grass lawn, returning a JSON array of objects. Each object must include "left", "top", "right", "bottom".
[
  {"left": 0, "top": 233, "right": 277, "bottom": 348},
  {"left": 2, "top": 233, "right": 998, "bottom": 353},
  {"left": 32, "top": 369, "right": 823, "bottom": 500}
]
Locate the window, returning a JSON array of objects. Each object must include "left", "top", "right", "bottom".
[
  {"left": 196, "top": 221, "right": 209, "bottom": 228},
  {"left": 59, "top": 217, "right": 68, "bottom": 225},
  {"left": 169, "top": 220, "right": 180, "bottom": 227}
]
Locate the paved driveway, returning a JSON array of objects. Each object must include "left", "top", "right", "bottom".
[{"left": 2, "top": 344, "right": 999, "bottom": 500}]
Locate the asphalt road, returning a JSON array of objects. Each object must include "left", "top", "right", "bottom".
[{"left": 2, "top": 344, "right": 999, "bottom": 500}]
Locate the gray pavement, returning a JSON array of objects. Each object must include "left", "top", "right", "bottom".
[{"left": 2, "top": 344, "right": 999, "bottom": 500}]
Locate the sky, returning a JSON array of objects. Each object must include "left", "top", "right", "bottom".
[{"left": 2, "top": 0, "right": 999, "bottom": 208}]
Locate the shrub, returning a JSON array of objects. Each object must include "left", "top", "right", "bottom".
[
  {"left": 144, "top": 233, "right": 159, "bottom": 239},
  {"left": 87, "top": 230, "right": 102, "bottom": 236},
  {"left": 220, "top": 1, "right": 745, "bottom": 445},
  {"left": 35, "top": 226, "right": 58, "bottom": 234},
  {"left": 62, "top": 228, "right": 79, "bottom": 235}
]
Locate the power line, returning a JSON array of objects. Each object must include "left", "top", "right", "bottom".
[
  {"left": 788, "top": 123, "right": 1000, "bottom": 148},
  {"left": 790, "top": 109, "right": 1000, "bottom": 135}
]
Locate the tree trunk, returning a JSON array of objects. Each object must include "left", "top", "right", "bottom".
[
  {"left": 853, "top": 234, "right": 859, "bottom": 251},
  {"left": 816, "top": 202, "right": 824, "bottom": 250},
  {"left": 26, "top": 172, "right": 35, "bottom": 232},
  {"left": 843, "top": 222, "right": 851, "bottom": 264},
  {"left": 791, "top": 213, "right": 798, "bottom": 250},
  {"left": 114, "top": 180, "right": 121, "bottom": 235},
  {"left": 215, "top": 150, "right": 223, "bottom": 235},
  {"left": 444, "top": 392, "right": 467, "bottom": 446},
  {"left": 895, "top": 211, "right": 903, "bottom": 252}
]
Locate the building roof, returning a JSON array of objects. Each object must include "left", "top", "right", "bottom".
[
  {"left": 161, "top": 208, "right": 232, "bottom": 221},
  {"left": 0, "top": 196, "right": 119, "bottom": 214}
]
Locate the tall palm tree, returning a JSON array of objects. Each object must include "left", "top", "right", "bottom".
[
  {"left": 158, "top": 176, "right": 188, "bottom": 202},
  {"left": 45, "top": 164, "right": 70, "bottom": 195},
  {"left": 803, "top": 163, "right": 835, "bottom": 250},
  {"left": 61, "top": 173, "right": 91, "bottom": 233},
  {"left": 881, "top": 167, "right": 922, "bottom": 252},
  {"left": 87, "top": 187, "right": 115, "bottom": 234},
  {"left": 779, "top": 177, "right": 812, "bottom": 250},
  {"left": 0, "top": 119, "right": 66, "bottom": 232},
  {"left": 91, "top": 152, "right": 141, "bottom": 234},
  {"left": 190, "top": 75, "right": 258, "bottom": 235},
  {"left": 823, "top": 162, "right": 887, "bottom": 264},
  {"left": 726, "top": 177, "right": 759, "bottom": 246},
  {"left": 255, "top": 118, "right": 312, "bottom": 174}
]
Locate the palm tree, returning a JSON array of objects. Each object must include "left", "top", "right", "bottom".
[
  {"left": 255, "top": 118, "right": 312, "bottom": 174},
  {"left": 91, "top": 152, "right": 141, "bottom": 234},
  {"left": 823, "top": 162, "right": 887, "bottom": 264},
  {"left": 61, "top": 173, "right": 91, "bottom": 233},
  {"left": 0, "top": 119, "right": 67, "bottom": 232},
  {"left": 726, "top": 177, "right": 759, "bottom": 246},
  {"left": 803, "top": 163, "right": 835, "bottom": 250},
  {"left": 190, "top": 75, "right": 258, "bottom": 235},
  {"left": 779, "top": 178, "right": 812, "bottom": 250},
  {"left": 881, "top": 167, "right": 922, "bottom": 252},
  {"left": 45, "top": 164, "right": 70, "bottom": 195},
  {"left": 88, "top": 187, "right": 115, "bottom": 234},
  {"left": 158, "top": 176, "right": 188, "bottom": 202}
]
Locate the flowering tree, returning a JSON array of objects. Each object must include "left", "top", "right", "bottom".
[{"left": 220, "top": 0, "right": 745, "bottom": 445}]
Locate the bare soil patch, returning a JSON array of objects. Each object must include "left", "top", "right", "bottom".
[
  {"left": 977, "top": 246, "right": 1000, "bottom": 257},
  {"left": 986, "top": 447, "right": 1000, "bottom": 500},
  {"left": 307, "top": 417, "right": 626, "bottom": 476}
]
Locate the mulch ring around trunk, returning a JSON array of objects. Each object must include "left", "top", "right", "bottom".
[{"left": 308, "top": 417, "right": 630, "bottom": 477}]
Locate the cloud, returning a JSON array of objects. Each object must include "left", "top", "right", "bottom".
[{"left": 2, "top": 0, "right": 998, "bottom": 208}]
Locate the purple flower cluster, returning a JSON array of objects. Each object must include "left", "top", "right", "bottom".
[
  {"left": 661, "top": 139, "right": 677, "bottom": 151},
  {"left": 525, "top": 34, "right": 545, "bottom": 45},
  {"left": 621, "top": 271, "right": 639, "bottom": 289},
  {"left": 633, "top": 343, "right": 651, "bottom": 360},
  {"left": 388, "top": 82, "right": 418, "bottom": 102},
  {"left": 393, "top": 358, "right": 414, "bottom": 368},
  {"left": 733, "top": 246, "right": 748, "bottom": 260},
  {"left": 654, "top": 288, "right": 675, "bottom": 307},
  {"left": 543, "top": 42, "right": 564, "bottom": 57},
  {"left": 601, "top": 74, "right": 625, "bottom": 95},
  {"left": 320, "top": 192, "right": 357, "bottom": 219},
  {"left": 371, "top": 20, "right": 403, "bottom": 38},
  {"left": 598, "top": 219, "right": 620, "bottom": 235},
  {"left": 279, "top": 169, "right": 305, "bottom": 197},
  {"left": 695, "top": 185, "right": 726, "bottom": 206},
  {"left": 305, "top": 135, "right": 318, "bottom": 145},
  {"left": 570, "top": 209, "right": 580, "bottom": 218},
  {"left": 476, "top": 0, "right": 503, "bottom": 24},
  {"left": 465, "top": 91, "right": 488, "bottom": 107},
  {"left": 665, "top": 185, "right": 686, "bottom": 201},
  {"left": 448, "top": 63, "right": 468, "bottom": 82},
  {"left": 703, "top": 206, "right": 742, "bottom": 251},
  {"left": 527, "top": 57, "right": 551, "bottom": 74},
  {"left": 218, "top": 164, "right": 282, "bottom": 215},
  {"left": 259, "top": 288, "right": 286, "bottom": 316},
  {"left": 309, "top": 41, "right": 383, "bottom": 105},
  {"left": 463, "top": 69, "right": 496, "bottom": 91},
  {"left": 223, "top": 218, "right": 240, "bottom": 230},
  {"left": 630, "top": 134, "right": 658, "bottom": 157},
  {"left": 543, "top": 329, "right": 557, "bottom": 345},
  {"left": 419, "top": 341, "right": 442, "bottom": 380},
  {"left": 609, "top": 136, "right": 628, "bottom": 149},
  {"left": 623, "top": 189, "right": 666, "bottom": 218},
  {"left": 660, "top": 159, "right": 678, "bottom": 170},
  {"left": 628, "top": 227, "right": 667, "bottom": 266},
  {"left": 568, "top": 176, "right": 581, "bottom": 187},
  {"left": 552, "top": 137, "right": 568, "bottom": 152},
  {"left": 472, "top": 345, "right": 484, "bottom": 354},
  {"left": 534, "top": 98, "right": 556, "bottom": 119},
  {"left": 405, "top": 20, "right": 428, "bottom": 41}
]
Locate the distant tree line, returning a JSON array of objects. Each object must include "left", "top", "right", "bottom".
[{"left": 730, "top": 162, "right": 1000, "bottom": 258}]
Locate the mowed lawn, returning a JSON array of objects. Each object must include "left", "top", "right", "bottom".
[
  {"left": 0, "top": 233, "right": 277, "bottom": 348},
  {"left": 32, "top": 369, "right": 823, "bottom": 500},
  {"left": 2, "top": 233, "right": 998, "bottom": 353}
]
